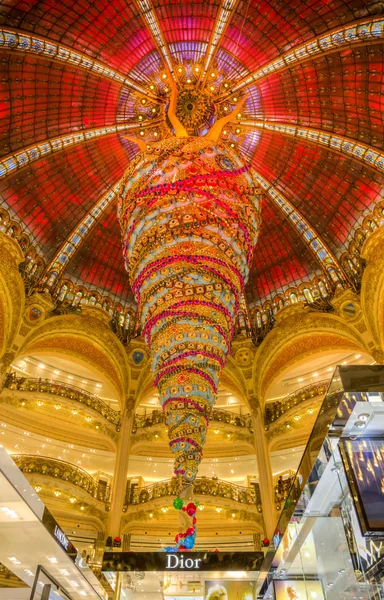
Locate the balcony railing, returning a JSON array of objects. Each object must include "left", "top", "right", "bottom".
[
  {"left": 265, "top": 380, "right": 328, "bottom": 427},
  {"left": 133, "top": 408, "right": 252, "bottom": 433},
  {"left": 3, "top": 374, "right": 121, "bottom": 427},
  {"left": 127, "top": 477, "right": 261, "bottom": 508},
  {"left": 12, "top": 454, "right": 110, "bottom": 502}
]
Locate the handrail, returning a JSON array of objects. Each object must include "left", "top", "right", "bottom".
[
  {"left": 265, "top": 380, "right": 329, "bottom": 427},
  {"left": 127, "top": 477, "right": 261, "bottom": 507},
  {"left": 12, "top": 454, "right": 110, "bottom": 502},
  {"left": 3, "top": 373, "right": 121, "bottom": 427},
  {"left": 133, "top": 407, "right": 253, "bottom": 433}
]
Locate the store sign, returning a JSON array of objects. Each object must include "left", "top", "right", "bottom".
[
  {"left": 54, "top": 525, "right": 69, "bottom": 551},
  {"left": 166, "top": 554, "right": 202, "bottom": 569},
  {"left": 102, "top": 551, "right": 264, "bottom": 572}
]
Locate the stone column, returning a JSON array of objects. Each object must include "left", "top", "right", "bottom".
[
  {"left": 252, "top": 409, "right": 276, "bottom": 539},
  {"left": 108, "top": 410, "right": 134, "bottom": 539}
]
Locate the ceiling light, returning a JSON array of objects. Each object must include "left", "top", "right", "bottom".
[
  {"left": 72, "top": 409, "right": 78, "bottom": 415},
  {"left": 358, "top": 413, "right": 369, "bottom": 422},
  {"left": 53, "top": 491, "right": 61, "bottom": 497},
  {"left": 164, "top": 87, "right": 169, "bottom": 92},
  {"left": 53, "top": 370, "right": 60, "bottom": 375},
  {"left": 1, "top": 506, "right": 19, "bottom": 519},
  {"left": 149, "top": 84, "right": 154, "bottom": 90},
  {"left": 151, "top": 108, "right": 156, "bottom": 113},
  {"left": 60, "top": 569, "right": 70, "bottom": 576},
  {"left": 70, "top": 581, "right": 79, "bottom": 587},
  {"left": 141, "top": 98, "right": 147, "bottom": 104},
  {"left": 69, "top": 497, "right": 76, "bottom": 504},
  {"left": 215, "top": 507, "right": 222, "bottom": 513},
  {"left": 210, "top": 72, "right": 215, "bottom": 77},
  {"left": 195, "top": 66, "right": 200, "bottom": 72},
  {"left": 8, "top": 557, "right": 21, "bottom": 564},
  {"left": 96, "top": 383, "right": 102, "bottom": 388},
  {"left": 354, "top": 421, "right": 366, "bottom": 429},
  {"left": 177, "top": 67, "right": 183, "bottom": 73},
  {"left": 138, "top": 115, "right": 143, "bottom": 120},
  {"left": 236, "top": 128, "right": 241, "bottom": 133},
  {"left": 54, "top": 404, "right": 61, "bottom": 410},
  {"left": 67, "top": 375, "right": 73, "bottom": 380},
  {"left": 149, "top": 513, "right": 153, "bottom": 517},
  {"left": 313, "top": 372, "right": 319, "bottom": 377},
  {"left": 47, "top": 557, "right": 57, "bottom": 563},
  {"left": 38, "top": 363, "right": 45, "bottom": 369},
  {"left": 140, "top": 131, "right": 145, "bottom": 136},
  {"left": 232, "top": 513, "right": 235, "bottom": 517},
  {"left": 355, "top": 354, "right": 361, "bottom": 359},
  {"left": 223, "top": 106, "right": 228, "bottom": 112},
  {"left": 24, "top": 569, "right": 34, "bottom": 576},
  {"left": 210, "top": 86, "right": 215, "bottom": 91}
]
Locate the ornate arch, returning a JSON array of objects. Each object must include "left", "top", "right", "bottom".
[
  {"left": 16, "top": 308, "right": 130, "bottom": 404},
  {"left": 254, "top": 304, "right": 370, "bottom": 404},
  {"left": 360, "top": 226, "right": 384, "bottom": 357},
  {"left": 0, "top": 234, "right": 25, "bottom": 361}
]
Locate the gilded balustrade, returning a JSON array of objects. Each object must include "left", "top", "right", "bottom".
[
  {"left": 264, "top": 380, "right": 329, "bottom": 427},
  {"left": 12, "top": 454, "right": 110, "bottom": 502},
  {"left": 128, "top": 477, "right": 261, "bottom": 508},
  {"left": 3, "top": 373, "right": 121, "bottom": 427},
  {"left": 133, "top": 408, "right": 252, "bottom": 433}
]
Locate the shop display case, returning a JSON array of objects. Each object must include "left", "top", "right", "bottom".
[{"left": 257, "top": 366, "right": 384, "bottom": 600}]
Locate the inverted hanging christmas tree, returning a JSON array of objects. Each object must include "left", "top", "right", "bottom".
[{"left": 119, "top": 79, "right": 262, "bottom": 550}]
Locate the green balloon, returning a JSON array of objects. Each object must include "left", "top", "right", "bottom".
[{"left": 173, "top": 497, "right": 184, "bottom": 510}]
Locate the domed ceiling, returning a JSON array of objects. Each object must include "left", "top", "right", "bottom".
[{"left": 1, "top": 0, "right": 383, "bottom": 327}]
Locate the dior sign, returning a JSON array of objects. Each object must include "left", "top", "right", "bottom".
[{"left": 166, "top": 554, "right": 202, "bottom": 569}]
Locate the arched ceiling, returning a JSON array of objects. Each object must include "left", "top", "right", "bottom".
[{"left": 1, "top": 0, "right": 383, "bottom": 312}]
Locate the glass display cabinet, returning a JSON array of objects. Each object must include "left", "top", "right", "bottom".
[{"left": 257, "top": 366, "right": 384, "bottom": 600}]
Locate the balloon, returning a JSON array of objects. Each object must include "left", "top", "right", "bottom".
[
  {"left": 173, "top": 497, "right": 184, "bottom": 510},
  {"left": 186, "top": 527, "right": 195, "bottom": 536},
  {"left": 184, "top": 536, "right": 195, "bottom": 549}
]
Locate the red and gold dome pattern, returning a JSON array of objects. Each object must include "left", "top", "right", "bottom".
[{"left": 119, "top": 136, "right": 262, "bottom": 489}]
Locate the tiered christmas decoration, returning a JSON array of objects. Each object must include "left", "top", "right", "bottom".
[{"left": 119, "top": 84, "right": 262, "bottom": 550}]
